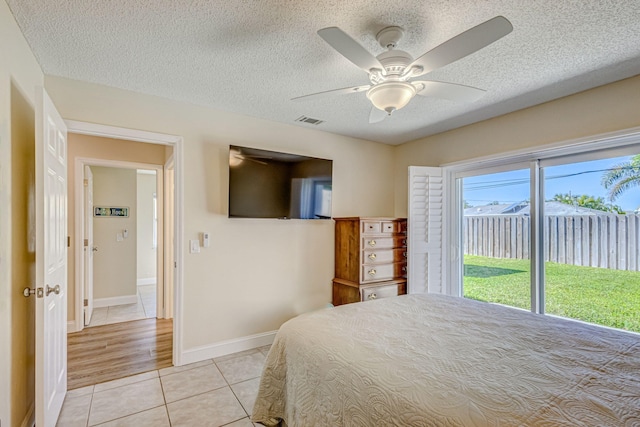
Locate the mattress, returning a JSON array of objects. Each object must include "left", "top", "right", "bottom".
[{"left": 252, "top": 294, "right": 640, "bottom": 426}]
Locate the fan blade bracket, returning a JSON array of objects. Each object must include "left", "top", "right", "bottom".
[{"left": 400, "top": 65, "right": 424, "bottom": 80}]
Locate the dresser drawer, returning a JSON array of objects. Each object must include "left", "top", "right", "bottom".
[
  {"left": 362, "top": 220, "right": 405, "bottom": 235},
  {"left": 363, "top": 248, "right": 408, "bottom": 264},
  {"left": 361, "top": 236, "right": 407, "bottom": 250},
  {"left": 360, "top": 283, "right": 399, "bottom": 301},
  {"left": 361, "top": 263, "right": 395, "bottom": 283},
  {"left": 363, "top": 248, "right": 394, "bottom": 264},
  {"left": 361, "top": 221, "right": 382, "bottom": 234}
]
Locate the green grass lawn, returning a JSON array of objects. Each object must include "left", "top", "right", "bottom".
[{"left": 464, "top": 255, "right": 640, "bottom": 333}]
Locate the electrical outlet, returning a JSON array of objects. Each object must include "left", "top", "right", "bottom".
[{"left": 189, "top": 239, "right": 200, "bottom": 254}]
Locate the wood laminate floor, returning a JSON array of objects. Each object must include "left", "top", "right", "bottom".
[{"left": 67, "top": 318, "right": 173, "bottom": 390}]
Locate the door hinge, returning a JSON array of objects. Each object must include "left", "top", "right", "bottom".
[
  {"left": 84, "top": 239, "right": 89, "bottom": 247},
  {"left": 67, "top": 236, "right": 71, "bottom": 247},
  {"left": 83, "top": 179, "right": 88, "bottom": 187},
  {"left": 174, "top": 261, "right": 177, "bottom": 268},
  {"left": 84, "top": 299, "right": 88, "bottom": 307}
]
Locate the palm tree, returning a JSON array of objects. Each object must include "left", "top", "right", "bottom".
[
  {"left": 551, "top": 193, "right": 624, "bottom": 214},
  {"left": 601, "top": 154, "right": 640, "bottom": 201}
]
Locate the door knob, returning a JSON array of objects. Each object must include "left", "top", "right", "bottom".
[
  {"left": 46, "top": 284, "right": 61, "bottom": 296},
  {"left": 91, "top": 247, "right": 98, "bottom": 252}
]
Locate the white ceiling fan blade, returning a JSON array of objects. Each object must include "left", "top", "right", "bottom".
[
  {"left": 317, "top": 27, "right": 384, "bottom": 73},
  {"left": 413, "top": 81, "right": 486, "bottom": 102},
  {"left": 234, "top": 154, "right": 267, "bottom": 165},
  {"left": 369, "top": 106, "right": 388, "bottom": 124},
  {"left": 291, "top": 85, "right": 371, "bottom": 102},
  {"left": 408, "top": 16, "right": 513, "bottom": 77}
]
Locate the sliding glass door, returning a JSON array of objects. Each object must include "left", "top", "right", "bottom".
[
  {"left": 542, "top": 156, "right": 640, "bottom": 331},
  {"left": 461, "top": 168, "right": 531, "bottom": 310},
  {"left": 452, "top": 146, "right": 640, "bottom": 333}
]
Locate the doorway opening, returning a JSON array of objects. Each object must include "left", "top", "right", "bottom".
[
  {"left": 83, "top": 166, "right": 163, "bottom": 327},
  {"left": 65, "top": 121, "right": 183, "bottom": 388}
]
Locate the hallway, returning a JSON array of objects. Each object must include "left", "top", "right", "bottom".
[{"left": 67, "top": 318, "right": 173, "bottom": 390}]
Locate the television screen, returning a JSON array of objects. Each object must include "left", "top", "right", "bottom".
[{"left": 228, "top": 145, "right": 333, "bottom": 219}]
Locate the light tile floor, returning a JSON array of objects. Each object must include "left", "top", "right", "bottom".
[
  {"left": 57, "top": 346, "right": 271, "bottom": 426},
  {"left": 87, "top": 285, "right": 157, "bottom": 327}
]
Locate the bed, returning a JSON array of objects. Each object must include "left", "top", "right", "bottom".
[{"left": 251, "top": 294, "right": 640, "bottom": 426}]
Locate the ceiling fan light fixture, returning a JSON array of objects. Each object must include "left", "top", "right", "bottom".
[{"left": 366, "top": 82, "right": 416, "bottom": 114}]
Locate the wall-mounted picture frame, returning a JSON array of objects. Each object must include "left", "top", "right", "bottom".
[{"left": 94, "top": 206, "right": 129, "bottom": 217}]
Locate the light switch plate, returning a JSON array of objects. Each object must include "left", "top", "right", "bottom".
[{"left": 189, "top": 239, "right": 200, "bottom": 254}]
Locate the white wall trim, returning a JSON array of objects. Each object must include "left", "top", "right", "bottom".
[
  {"left": 67, "top": 320, "right": 80, "bottom": 334},
  {"left": 180, "top": 331, "right": 277, "bottom": 365},
  {"left": 93, "top": 295, "right": 138, "bottom": 308},
  {"left": 137, "top": 278, "right": 157, "bottom": 286},
  {"left": 65, "top": 120, "right": 184, "bottom": 367},
  {"left": 65, "top": 120, "right": 182, "bottom": 145}
]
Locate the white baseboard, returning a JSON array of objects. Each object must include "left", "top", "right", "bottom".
[
  {"left": 137, "top": 278, "right": 157, "bottom": 286},
  {"left": 20, "top": 402, "right": 34, "bottom": 427},
  {"left": 67, "top": 319, "right": 82, "bottom": 333},
  {"left": 93, "top": 295, "right": 138, "bottom": 308},
  {"left": 179, "top": 330, "right": 277, "bottom": 366}
]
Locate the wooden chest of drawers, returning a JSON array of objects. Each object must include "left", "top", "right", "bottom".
[{"left": 332, "top": 217, "right": 407, "bottom": 306}]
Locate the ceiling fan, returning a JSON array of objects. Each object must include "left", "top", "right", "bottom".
[{"left": 293, "top": 16, "right": 513, "bottom": 123}]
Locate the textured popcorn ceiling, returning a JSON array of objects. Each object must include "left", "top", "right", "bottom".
[{"left": 7, "top": 1, "right": 640, "bottom": 145}]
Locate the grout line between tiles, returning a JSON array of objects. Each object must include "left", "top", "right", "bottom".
[{"left": 88, "top": 403, "right": 166, "bottom": 427}]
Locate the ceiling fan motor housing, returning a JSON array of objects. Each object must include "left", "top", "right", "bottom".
[{"left": 370, "top": 50, "right": 414, "bottom": 84}]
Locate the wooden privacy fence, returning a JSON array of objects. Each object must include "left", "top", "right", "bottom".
[{"left": 464, "top": 214, "right": 640, "bottom": 271}]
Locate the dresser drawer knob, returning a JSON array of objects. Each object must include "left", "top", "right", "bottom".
[
  {"left": 402, "top": 266, "right": 407, "bottom": 272},
  {"left": 402, "top": 239, "right": 407, "bottom": 245},
  {"left": 368, "top": 293, "right": 377, "bottom": 300},
  {"left": 403, "top": 251, "right": 407, "bottom": 258},
  {"left": 368, "top": 269, "right": 377, "bottom": 276},
  {"left": 368, "top": 240, "right": 376, "bottom": 247},
  {"left": 368, "top": 253, "right": 377, "bottom": 260}
]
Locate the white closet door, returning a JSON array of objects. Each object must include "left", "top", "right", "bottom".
[{"left": 408, "top": 166, "right": 444, "bottom": 294}]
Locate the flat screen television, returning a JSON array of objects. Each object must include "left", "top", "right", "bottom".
[{"left": 228, "top": 145, "right": 333, "bottom": 219}]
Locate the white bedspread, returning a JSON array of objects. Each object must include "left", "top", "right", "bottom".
[{"left": 252, "top": 294, "right": 640, "bottom": 426}]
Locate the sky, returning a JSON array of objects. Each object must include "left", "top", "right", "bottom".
[{"left": 463, "top": 155, "right": 640, "bottom": 212}]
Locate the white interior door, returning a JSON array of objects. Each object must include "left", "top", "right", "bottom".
[
  {"left": 84, "top": 165, "right": 94, "bottom": 326},
  {"left": 35, "top": 88, "right": 67, "bottom": 427}
]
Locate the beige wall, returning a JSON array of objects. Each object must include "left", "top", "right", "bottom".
[
  {"left": 92, "top": 167, "right": 138, "bottom": 299},
  {"left": 67, "top": 134, "right": 167, "bottom": 319},
  {"left": 137, "top": 172, "right": 157, "bottom": 282},
  {"left": 394, "top": 74, "right": 640, "bottom": 217},
  {"left": 0, "top": 0, "right": 44, "bottom": 424},
  {"left": 46, "top": 76, "right": 397, "bottom": 351}
]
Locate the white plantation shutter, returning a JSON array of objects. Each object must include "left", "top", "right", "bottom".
[{"left": 408, "top": 166, "right": 444, "bottom": 294}]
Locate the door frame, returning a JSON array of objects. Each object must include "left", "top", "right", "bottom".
[
  {"left": 66, "top": 120, "right": 185, "bottom": 366},
  {"left": 74, "top": 159, "right": 164, "bottom": 325}
]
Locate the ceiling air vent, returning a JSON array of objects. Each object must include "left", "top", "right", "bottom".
[{"left": 295, "top": 116, "right": 325, "bottom": 126}]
